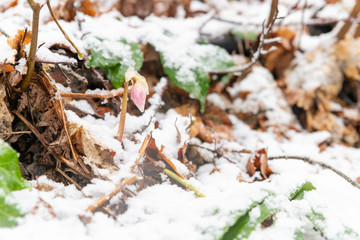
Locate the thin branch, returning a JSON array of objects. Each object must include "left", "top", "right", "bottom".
[
  {"left": 60, "top": 89, "right": 124, "bottom": 99},
  {"left": 22, "top": 0, "right": 45, "bottom": 90},
  {"left": 46, "top": 0, "right": 84, "bottom": 59},
  {"left": 268, "top": 156, "right": 360, "bottom": 190},
  {"left": 209, "top": 9, "right": 279, "bottom": 75},
  {"left": 0, "top": 28, "right": 9, "bottom": 37},
  {"left": 130, "top": 135, "right": 151, "bottom": 173},
  {"left": 188, "top": 143, "right": 236, "bottom": 164},
  {"left": 86, "top": 176, "right": 137, "bottom": 213},
  {"left": 336, "top": 0, "right": 360, "bottom": 40},
  {"left": 57, "top": 98, "right": 80, "bottom": 164}
]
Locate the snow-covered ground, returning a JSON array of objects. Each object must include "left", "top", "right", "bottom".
[{"left": 1, "top": 0, "right": 360, "bottom": 239}]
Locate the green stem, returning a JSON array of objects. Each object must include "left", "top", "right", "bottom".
[
  {"left": 46, "top": 0, "right": 83, "bottom": 59},
  {"left": 163, "top": 169, "right": 206, "bottom": 197},
  {"left": 117, "top": 81, "right": 129, "bottom": 142}
]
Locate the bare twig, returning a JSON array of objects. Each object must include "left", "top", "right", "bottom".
[
  {"left": 0, "top": 28, "right": 9, "bottom": 37},
  {"left": 209, "top": 9, "right": 279, "bottom": 74},
  {"left": 0, "top": 131, "right": 32, "bottom": 136},
  {"left": 60, "top": 89, "right": 124, "bottom": 99},
  {"left": 336, "top": 0, "right": 360, "bottom": 40},
  {"left": 268, "top": 155, "right": 360, "bottom": 190},
  {"left": 86, "top": 176, "right": 137, "bottom": 213},
  {"left": 46, "top": 0, "right": 83, "bottom": 59},
  {"left": 188, "top": 143, "right": 236, "bottom": 164},
  {"left": 91, "top": 67, "right": 110, "bottom": 90},
  {"left": 22, "top": 0, "right": 45, "bottom": 90},
  {"left": 354, "top": 23, "right": 360, "bottom": 38},
  {"left": 56, "top": 98, "right": 80, "bottom": 164},
  {"left": 56, "top": 165, "right": 82, "bottom": 190},
  {"left": 297, "top": 0, "right": 308, "bottom": 50},
  {"left": 130, "top": 135, "right": 151, "bottom": 173}
]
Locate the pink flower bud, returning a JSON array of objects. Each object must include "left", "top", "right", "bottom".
[{"left": 125, "top": 67, "right": 149, "bottom": 112}]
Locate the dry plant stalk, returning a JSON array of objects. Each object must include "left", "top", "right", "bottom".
[
  {"left": 130, "top": 135, "right": 151, "bottom": 173},
  {"left": 46, "top": 0, "right": 83, "bottom": 59},
  {"left": 22, "top": 0, "right": 45, "bottom": 90},
  {"left": 60, "top": 89, "right": 124, "bottom": 99},
  {"left": 336, "top": 0, "right": 360, "bottom": 40},
  {"left": 267, "top": 0, "right": 278, "bottom": 28},
  {"left": 86, "top": 176, "right": 138, "bottom": 213},
  {"left": 117, "top": 81, "right": 129, "bottom": 142},
  {"left": 268, "top": 156, "right": 360, "bottom": 190}
]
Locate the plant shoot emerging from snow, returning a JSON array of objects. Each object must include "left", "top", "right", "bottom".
[{"left": 118, "top": 67, "right": 148, "bottom": 142}]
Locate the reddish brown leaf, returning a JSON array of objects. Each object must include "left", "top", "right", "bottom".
[
  {"left": 145, "top": 137, "right": 184, "bottom": 178},
  {"left": 0, "top": 64, "right": 14, "bottom": 74},
  {"left": 246, "top": 148, "right": 272, "bottom": 180},
  {"left": 78, "top": 0, "right": 99, "bottom": 17},
  {"left": 356, "top": 177, "right": 360, "bottom": 184}
]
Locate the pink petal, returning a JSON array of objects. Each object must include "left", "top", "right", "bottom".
[{"left": 130, "top": 84, "right": 147, "bottom": 112}]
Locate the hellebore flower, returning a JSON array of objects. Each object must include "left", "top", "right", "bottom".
[
  {"left": 118, "top": 67, "right": 148, "bottom": 142},
  {"left": 125, "top": 67, "right": 149, "bottom": 112}
]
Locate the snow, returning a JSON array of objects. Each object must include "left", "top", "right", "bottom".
[{"left": 1, "top": 0, "right": 360, "bottom": 239}]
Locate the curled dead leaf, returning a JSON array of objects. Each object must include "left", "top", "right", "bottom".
[
  {"left": 144, "top": 137, "right": 184, "bottom": 178},
  {"left": 246, "top": 148, "right": 272, "bottom": 180},
  {"left": 69, "top": 123, "right": 116, "bottom": 172}
]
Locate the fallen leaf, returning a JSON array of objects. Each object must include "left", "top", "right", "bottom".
[
  {"left": 0, "top": 84, "right": 13, "bottom": 134},
  {"left": 78, "top": 0, "right": 100, "bottom": 17},
  {"left": 69, "top": 123, "right": 117, "bottom": 171},
  {"left": 246, "top": 148, "right": 272, "bottom": 180},
  {"left": 145, "top": 137, "right": 184, "bottom": 178},
  {"left": 7, "top": 29, "right": 31, "bottom": 49},
  {"left": 263, "top": 28, "right": 296, "bottom": 78}
]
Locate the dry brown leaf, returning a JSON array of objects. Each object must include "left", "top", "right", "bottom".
[
  {"left": 174, "top": 104, "right": 202, "bottom": 138},
  {"left": 68, "top": 123, "right": 116, "bottom": 171},
  {"left": 144, "top": 137, "right": 184, "bottom": 178},
  {"left": 0, "top": 64, "right": 14, "bottom": 74},
  {"left": 7, "top": 29, "right": 32, "bottom": 49},
  {"left": 0, "top": 0, "right": 17, "bottom": 12},
  {"left": 263, "top": 28, "right": 296, "bottom": 78},
  {"left": 0, "top": 84, "right": 13, "bottom": 134},
  {"left": 177, "top": 143, "right": 197, "bottom": 175},
  {"left": 356, "top": 177, "right": 360, "bottom": 184},
  {"left": 57, "top": 0, "right": 76, "bottom": 22},
  {"left": 78, "top": 0, "right": 100, "bottom": 17},
  {"left": 326, "top": 0, "right": 341, "bottom": 4},
  {"left": 246, "top": 148, "right": 272, "bottom": 180},
  {"left": 118, "top": 0, "right": 192, "bottom": 19}
]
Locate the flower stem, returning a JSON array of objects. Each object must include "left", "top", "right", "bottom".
[
  {"left": 117, "top": 81, "right": 129, "bottom": 142},
  {"left": 163, "top": 169, "right": 206, "bottom": 197}
]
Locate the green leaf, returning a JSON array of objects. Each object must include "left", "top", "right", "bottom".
[
  {"left": 221, "top": 197, "right": 277, "bottom": 240},
  {"left": 159, "top": 44, "right": 234, "bottom": 112},
  {"left": 0, "top": 195, "right": 24, "bottom": 228},
  {"left": 230, "top": 30, "right": 258, "bottom": 42},
  {"left": 0, "top": 141, "right": 29, "bottom": 228},
  {"left": 289, "top": 182, "right": 316, "bottom": 201},
  {"left": 87, "top": 39, "right": 143, "bottom": 88},
  {"left": 0, "top": 142, "right": 28, "bottom": 193},
  {"left": 294, "top": 230, "right": 303, "bottom": 240},
  {"left": 306, "top": 210, "right": 359, "bottom": 240}
]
